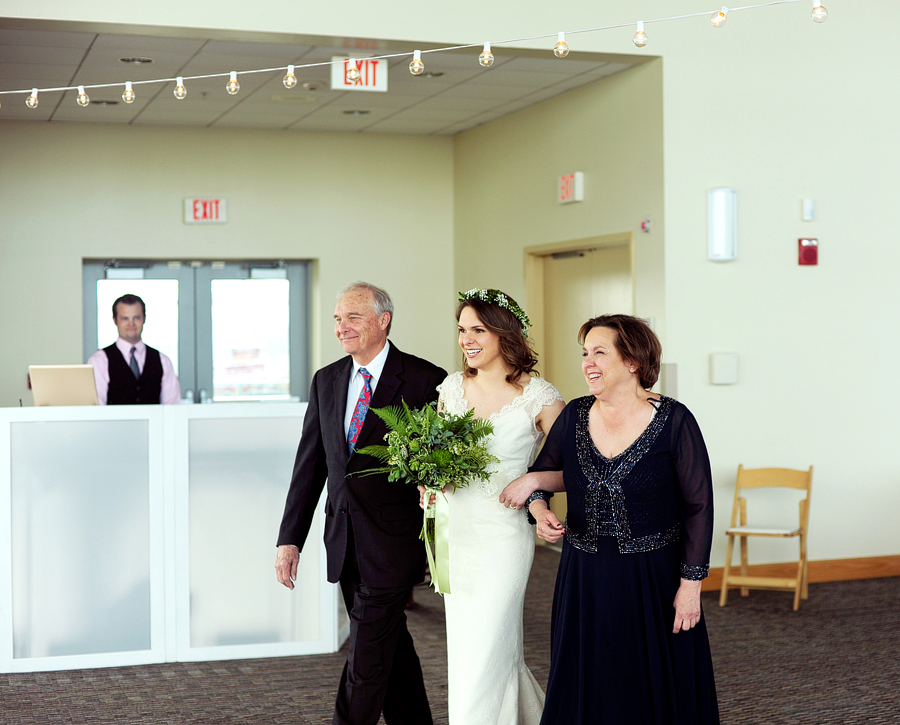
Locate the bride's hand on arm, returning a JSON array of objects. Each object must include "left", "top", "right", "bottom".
[
  {"left": 498, "top": 398, "right": 566, "bottom": 509},
  {"left": 499, "top": 470, "right": 564, "bottom": 509},
  {"left": 529, "top": 500, "right": 565, "bottom": 543},
  {"left": 499, "top": 472, "right": 538, "bottom": 509}
]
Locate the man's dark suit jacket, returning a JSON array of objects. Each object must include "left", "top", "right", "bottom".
[{"left": 278, "top": 343, "right": 447, "bottom": 588}]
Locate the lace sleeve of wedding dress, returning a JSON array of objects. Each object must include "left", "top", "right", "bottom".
[
  {"left": 436, "top": 371, "right": 466, "bottom": 415},
  {"left": 522, "top": 376, "right": 564, "bottom": 420}
]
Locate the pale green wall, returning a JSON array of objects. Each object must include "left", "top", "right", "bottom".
[
  {"left": 3, "top": 1, "right": 899, "bottom": 566},
  {"left": 0, "top": 122, "right": 457, "bottom": 406},
  {"left": 451, "top": 8, "right": 900, "bottom": 565},
  {"left": 453, "top": 59, "right": 665, "bottom": 328}
]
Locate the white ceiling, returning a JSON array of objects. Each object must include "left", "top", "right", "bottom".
[{"left": 0, "top": 20, "right": 641, "bottom": 135}]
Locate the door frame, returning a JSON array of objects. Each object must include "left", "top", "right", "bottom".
[{"left": 523, "top": 231, "right": 634, "bottom": 365}]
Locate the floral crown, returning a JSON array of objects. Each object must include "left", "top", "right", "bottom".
[{"left": 459, "top": 288, "right": 531, "bottom": 335}]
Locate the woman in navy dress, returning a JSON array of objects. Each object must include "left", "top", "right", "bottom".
[{"left": 501, "top": 314, "right": 719, "bottom": 724}]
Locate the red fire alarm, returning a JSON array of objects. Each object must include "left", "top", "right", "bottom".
[{"left": 798, "top": 238, "right": 818, "bottom": 266}]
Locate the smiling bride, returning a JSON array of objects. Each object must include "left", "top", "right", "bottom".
[{"left": 429, "top": 288, "right": 564, "bottom": 725}]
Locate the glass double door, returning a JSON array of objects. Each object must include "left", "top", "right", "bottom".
[{"left": 83, "top": 261, "right": 310, "bottom": 402}]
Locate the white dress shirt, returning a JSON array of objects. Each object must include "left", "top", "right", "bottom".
[{"left": 343, "top": 340, "right": 391, "bottom": 439}]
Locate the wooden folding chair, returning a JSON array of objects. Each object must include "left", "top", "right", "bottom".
[{"left": 719, "top": 465, "right": 813, "bottom": 611}]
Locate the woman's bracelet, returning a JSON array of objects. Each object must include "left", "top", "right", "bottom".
[
  {"left": 525, "top": 490, "right": 553, "bottom": 525},
  {"left": 680, "top": 563, "right": 709, "bottom": 581}
]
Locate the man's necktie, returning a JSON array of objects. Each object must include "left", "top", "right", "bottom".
[
  {"left": 129, "top": 347, "right": 141, "bottom": 379},
  {"left": 347, "top": 368, "right": 372, "bottom": 453}
]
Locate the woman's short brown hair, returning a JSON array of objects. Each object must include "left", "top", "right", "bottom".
[
  {"left": 457, "top": 292, "right": 538, "bottom": 387},
  {"left": 577, "top": 314, "right": 661, "bottom": 390}
]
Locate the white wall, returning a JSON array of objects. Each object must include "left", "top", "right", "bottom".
[
  {"left": 0, "top": 122, "right": 457, "bottom": 407},
  {"left": 0, "top": 0, "right": 643, "bottom": 45},
  {"left": 655, "top": 7, "right": 900, "bottom": 564},
  {"left": 2, "top": 1, "right": 898, "bottom": 566}
]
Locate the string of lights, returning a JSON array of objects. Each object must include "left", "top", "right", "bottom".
[{"left": 0, "top": 0, "right": 827, "bottom": 109}]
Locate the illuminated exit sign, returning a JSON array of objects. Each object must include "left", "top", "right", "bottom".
[
  {"left": 331, "top": 57, "right": 388, "bottom": 92},
  {"left": 184, "top": 198, "right": 227, "bottom": 224}
]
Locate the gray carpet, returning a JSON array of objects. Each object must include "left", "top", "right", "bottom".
[{"left": 1, "top": 547, "right": 898, "bottom": 724}]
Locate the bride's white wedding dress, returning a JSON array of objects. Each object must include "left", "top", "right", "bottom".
[{"left": 437, "top": 371, "right": 563, "bottom": 725}]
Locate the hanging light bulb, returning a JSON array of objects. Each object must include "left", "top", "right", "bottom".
[
  {"left": 554, "top": 32, "right": 569, "bottom": 58},
  {"left": 76, "top": 85, "right": 90, "bottom": 107},
  {"left": 283, "top": 65, "right": 298, "bottom": 89},
  {"left": 174, "top": 76, "right": 187, "bottom": 100},
  {"left": 25, "top": 88, "right": 39, "bottom": 108},
  {"left": 409, "top": 50, "right": 425, "bottom": 76},
  {"left": 633, "top": 21, "right": 648, "bottom": 48},
  {"left": 346, "top": 58, "right": 361, "bottom": 83},
  {"left": 479, "top": 42, "right": 494, "bottom": 68},
  {"left": 710, "top": 7, "right": 729, "bottom": 27},
  {"left": 122, "top": 81, "right": 136, "bottom": 104},
  {"left": 811, "top": 1, "right": 828, "bottom": 22},
  {"left": 226, "top": 71, "right": 240, "bottom": 95}
]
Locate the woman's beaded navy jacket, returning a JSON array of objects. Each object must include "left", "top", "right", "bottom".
[{"left": 529, "top": 395, "right": 714, "bottom": 580}]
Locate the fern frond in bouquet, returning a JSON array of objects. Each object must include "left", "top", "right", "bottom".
[
  {"left": 355, "top": 400, "right": 498, "bottom": 594},
  {"left": 356, "top": 400, "right": 497, "bottom": 501}
]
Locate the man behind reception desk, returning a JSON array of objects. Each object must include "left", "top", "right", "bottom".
[
  {"left": 87, "top": 293, "right": 181, "bottom": 405},
  {"left": 275, "top": 282, "right": 445, "bottom": 725}
]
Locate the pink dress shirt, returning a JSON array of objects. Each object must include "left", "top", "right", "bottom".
[{"left": 87, "top": 338, "right": 182, "bottom": 405}]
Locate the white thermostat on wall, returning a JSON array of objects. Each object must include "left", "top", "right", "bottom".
[{"left": 710, "top": 353, "right": 738, "bottom": 385}]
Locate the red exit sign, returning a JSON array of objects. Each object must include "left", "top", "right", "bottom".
[
  {"left": 331, "top": 56, "right": 388, "bottom": 92},
  {"left": 184, "top": 198, "right": 227, "bottom": 224}
]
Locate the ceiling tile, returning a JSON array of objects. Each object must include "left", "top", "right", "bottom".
[{"left": 0, "top": 23, "right": 638, "bottom": 135}]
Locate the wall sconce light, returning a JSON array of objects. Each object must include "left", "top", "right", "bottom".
[{"left": 708, "top": 187, "right": 737, "bottom": 261}]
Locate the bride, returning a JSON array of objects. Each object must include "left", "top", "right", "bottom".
[{"left": 427, "top": 288, "right": 564, "bottom": 725}]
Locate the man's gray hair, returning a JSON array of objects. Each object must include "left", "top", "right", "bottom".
[{"left": 338, "top": 281, "right": 394, "bottom": 335}]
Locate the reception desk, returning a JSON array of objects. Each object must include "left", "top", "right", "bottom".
[{"left": 0, "top": 403, "right": 348, "bottom": 673}]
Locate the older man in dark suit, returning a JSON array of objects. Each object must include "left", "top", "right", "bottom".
[{"left": 276, "top": 282, "right": 446, "bottom": 725}]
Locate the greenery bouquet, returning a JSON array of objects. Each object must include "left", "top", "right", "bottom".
[{"left": 355, "top": 400, "right": 498, "bottom": 593}]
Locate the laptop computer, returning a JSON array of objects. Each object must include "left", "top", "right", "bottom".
[{"left": 29, "top": 364, "right": 100, "bottom": 406}]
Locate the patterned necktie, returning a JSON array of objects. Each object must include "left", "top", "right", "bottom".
[
  {"left": 347, "top": 368, "right": 372, "bottom": 453},
  {"left": 129, "top": 347, "right": 141, "bottom": 379}
]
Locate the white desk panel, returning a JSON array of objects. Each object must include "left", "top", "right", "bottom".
[{"left": 0, "top": 403, "right": 344, "bottom": 673}]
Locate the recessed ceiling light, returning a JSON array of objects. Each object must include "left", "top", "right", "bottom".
[
  {"left": 343, "top": 110, "right": 370, "bottom": 116},
  {"left": 90, "top": 100, "right": 119, "bottom": 106},
  {"left": 119, "top": 57, "right": 154, "bottom": 65},
  {"left": 422, "top": 72, "right": 444, "bottom": 78},
  {"left": 301, "top": 81, "right": 323, "bottom": 91}
]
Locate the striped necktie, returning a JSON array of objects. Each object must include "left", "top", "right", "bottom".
[{"left": 347, "top": 368, "right": 372, "bottom": 453}]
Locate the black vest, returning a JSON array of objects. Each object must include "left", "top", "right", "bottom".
[{"left": 105, "top": 343, "right": 163, "bottom": 405}]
